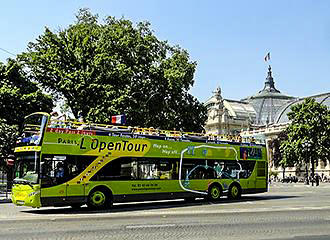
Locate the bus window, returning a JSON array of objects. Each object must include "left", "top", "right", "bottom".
[
  {"left": 158, "top": 160, "right": 174, "bottom": 180},
  {"left": 15, "top": 153, "right": 40, "bottom": 184},
  {"left": 182, "top": 159, "right": 217, "bottom": 180},
  {"left": 17, "top": 113, "right": 48, "bottom": 147},
  {"left": 138, "top": 161, "right": 158, "bottom": 180},
  {"left": 40, "top": 155, "right": 95, "bottom": 187},
  {"left": 205, "top": 160, "right": 256, "bottom": 179},
  {"left": 220, "top": 161, "right": 240, "bottom": 179},
  {"left": 91, "top": 157, "right": 178, "bottom": 181},
  {"left": 121, "top": 160, "right": 138, "bottom": 180},
  {"left": 40, "top": 156, "right": 67, "bottom": 186},
  {"left": 91, "top": 158, "right": 138, "bottom": 181},
  {"left": 239, "top": 161, "right": 256, "bottom": 178},
  {"left": 207, "top": 160, "right": 241, "bottom": 179}
]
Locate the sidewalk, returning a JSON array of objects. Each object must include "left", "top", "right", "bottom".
[{"left": 269, "top": 181, "right": 330, "bottom": 188}]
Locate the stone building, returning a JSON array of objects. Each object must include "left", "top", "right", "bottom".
[
  {"left": 204, "top": 86, "right": 256, "bottom": 135},
  {"left": 205, "top": 65, "right": 330, "bottom": 179},
  {"left": 241, "top": 92, "right": 330, "bottom": 179},
  {"left": 205, "top": 65, "right": 295, "bottom": 135}
]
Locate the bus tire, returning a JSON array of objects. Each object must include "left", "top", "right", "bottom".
[
  {"left": 228, "top": 182, "right": 242, "bottom": 200},
  {"left": 87, "top": 187, "right": 112, "bottom": 210},
  {"left": 207, "top": 183, "right": 222, "bottom": 201}
]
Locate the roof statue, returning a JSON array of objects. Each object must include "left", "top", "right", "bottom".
[{"left": 213, "top": 86, "right": 222, "bottom": 102}]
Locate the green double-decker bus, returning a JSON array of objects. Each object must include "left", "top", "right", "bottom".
[{"left": 12, "top": 112, "right": 268, "bottom": 209}]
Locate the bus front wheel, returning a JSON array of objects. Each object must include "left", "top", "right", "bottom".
[
  {"left": 208, "top": 184, "right": 222, "bottom": 201},
  {"left": 228, "top": 183, "right": 242, "bottom": 200},
  {"left": 87, "top": 188, "right": 112, "bottom": 210}
]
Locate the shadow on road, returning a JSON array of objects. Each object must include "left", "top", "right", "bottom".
[{"left": 21, "top": 194, "right": 299, "bottom": 215}]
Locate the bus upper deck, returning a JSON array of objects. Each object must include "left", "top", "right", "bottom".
[{"left": 16, "top": 112, "right": 262, "bottom": 148}]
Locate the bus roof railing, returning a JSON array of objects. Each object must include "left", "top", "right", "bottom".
[{"left": 46, "top": 118, "right": 261, "bottom": 145}]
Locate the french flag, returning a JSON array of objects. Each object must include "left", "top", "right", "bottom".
[
  {"left": 264, "top": 52, "right": 270, "bottom": 62},
  {"left": 111, "top": 114, "right": 126, "bottom": 125}
]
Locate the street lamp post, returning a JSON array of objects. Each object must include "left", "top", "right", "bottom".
[
  {"left": 302, "top": 141, "right": 312, "bottom": 185},
  {"left": 213, "top": 87, "right": 223, "bottom": 135}
]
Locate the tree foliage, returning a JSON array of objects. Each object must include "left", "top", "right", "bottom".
[
  {"left": 0, "top": 119, "right": 18, "bottom": 172},
  {"left": 0, "top": 59, "right": 53, "bottom": 125},
  {"left": 0, "top": 59, "right": 53, "bottom": 169},
  {"left": 268, "top": 130, "right": 293, "bottom": 168},
  {"left": 280, "top": 98, "right": 330, "bottom": 176},
  {"left": 21, "top": 9, "right": 207, "bottom": 131}
]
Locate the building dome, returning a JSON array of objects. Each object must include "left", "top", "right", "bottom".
[{"left": 243, "top": 66, "right": 296, "bottom": 125}]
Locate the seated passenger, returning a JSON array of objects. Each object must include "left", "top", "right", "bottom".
[
  {"left": 30, "top": 131, "right": 40, "bottom": 145},
  {"left": 55, "top": 162, "right": 65, "bottom": 183}
]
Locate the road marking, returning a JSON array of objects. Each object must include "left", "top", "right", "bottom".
[{"left": 126, "top": 224, "right": 176, "bottom": 229}]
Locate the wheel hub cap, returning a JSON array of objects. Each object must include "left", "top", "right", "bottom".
[{"left": 92, "top": 191, "right": 105, "bottom": 206}]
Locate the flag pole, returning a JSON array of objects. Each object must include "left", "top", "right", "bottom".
[{"left": 264, "top": 52, "right": 271, "bottom": 68}]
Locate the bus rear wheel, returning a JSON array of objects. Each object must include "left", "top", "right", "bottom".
[
  {"left": 208, "top": 184, "right": 222, "bottom": 201},
  {"left": 87, "top": 188, "right": 112, "bottom": 210},
  {"left": 228, "top": 183, "right": 241, "bottom": 200}
]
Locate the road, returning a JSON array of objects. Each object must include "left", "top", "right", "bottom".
[{"left": 1, "top": 183, "right": 330, "bottom": 240}]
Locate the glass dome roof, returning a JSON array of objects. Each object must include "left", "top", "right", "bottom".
[
  {"left": 243, "top": 66, "right": 295, "bottom": 125},
  {"left": 275, "top": 93, "right": 330, "bottom": 124}
]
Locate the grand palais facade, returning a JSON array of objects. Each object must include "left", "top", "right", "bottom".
[{"left": 204, "top": 66, "right": 330, "bottom": 179}]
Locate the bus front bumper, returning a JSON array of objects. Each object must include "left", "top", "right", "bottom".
[{"left": 11, "top": 185, "right": 41, "bottom": 208}]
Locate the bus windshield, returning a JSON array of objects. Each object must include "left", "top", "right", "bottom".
[
  {"left": 14, "top": 153, "right": 40, "bottom": 184},
  {"left": 17, "top": 113, "right": 48, "bottom": 147}
]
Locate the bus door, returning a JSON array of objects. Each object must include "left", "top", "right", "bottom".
[
  {"left": 256, "top": 161, "right": 267, "bottom": 189},
  {"left": 247, "top": 176, "right": 256, "bottom": 189},
  {"left": 246, "top": 162, "right": 256, "bottom": 189},
  {"left": 65, "top": 158, "right": 88, "bottom": 201},
  {"left": 40, "top": 156, "right": 67, "bottom": 202}
]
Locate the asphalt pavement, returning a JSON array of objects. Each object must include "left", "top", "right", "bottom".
[{"left": 1, "top": 183, "right": 330, "bottom": 239}]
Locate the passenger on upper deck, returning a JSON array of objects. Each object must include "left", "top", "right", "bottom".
[
  {"left": 30, "top": 131, "right": 41, "bottom": 145},
  {"left": 50, "top": 112, "right": 68, "bottom": 128},
  {"left": 77, "top": 115, "right": 87, "bottom": 130}
]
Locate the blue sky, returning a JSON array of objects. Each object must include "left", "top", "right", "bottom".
[{"left": 1, "top": 0, "right": 329, "bottom": 102}]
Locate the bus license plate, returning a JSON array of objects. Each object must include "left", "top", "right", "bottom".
[{"left": 17, "top": 200, "right": 25, "bottom": 205}]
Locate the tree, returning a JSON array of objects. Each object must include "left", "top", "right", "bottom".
[
  {"left": 0, "top": 119, "right": 18, "bottom": 185},
  {"left": 280, "top": 98, "right": 330, "bottom": 185},
  {"left": 268, "top": 130, "right": 294, "bottom": 178},
  {"left": 0, "top": 59, "right": 54, "bottom": 125},
  {"left": 20, "top": 9, "right": 207, "bottom": 132},
  {"left": 0, "top": 59, "right": 53, "bottom": 172}
]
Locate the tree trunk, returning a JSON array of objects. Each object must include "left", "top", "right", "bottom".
[
  {"left": 311, "top": 158, "right": 315, "bottom": 187},
  {"left": 6, "top": 166, "right": 13, "bottom": 190},
  {"left": 305, "top": 164, "right": 309, "bottom": 185}
]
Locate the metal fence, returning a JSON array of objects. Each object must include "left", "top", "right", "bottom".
[{"left": 0, "top": 170, "right": 11, "bottom": 201}]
